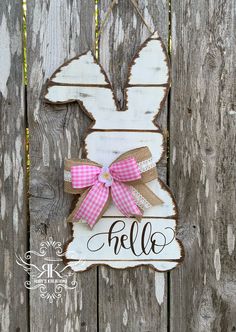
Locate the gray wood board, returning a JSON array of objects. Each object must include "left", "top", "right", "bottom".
[
  {"left": 0, "top": 0, "right": 28, "bottom": 331},
  {"left": 98, "top": 0, "right": 170, "bottom": 331},
  {"left": 170, "top": 1, "right": 236, "bottom": 331},
  {"left": 2, "top": 0, "right": 235, "bottom": 330},
  {"left": 27, "top": 1, "right": 97, "bottom": 331}
]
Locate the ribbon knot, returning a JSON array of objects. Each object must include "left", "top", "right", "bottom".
[
  {"left": 71, "top": 157, "right": 142, "bottom": 228},
  {"left": 98, "top": 167, "right": 113, "bottom": 187}
]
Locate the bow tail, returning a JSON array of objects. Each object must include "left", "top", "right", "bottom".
[
  {"left": 131, "top": 182, "right": 164, "bottom": 208},
  {"left": 111, "top": 181, "right": 142, "bottom": 218},
  {"left": 70, "top": 181, "right": 110, "bottom": 228}
]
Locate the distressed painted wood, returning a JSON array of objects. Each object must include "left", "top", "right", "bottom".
[
  {"left": 86, "top": 131, "right": 164, "bottom": 165},
  {"left": 170, "top": 1, "right": 236, "bottom": 331},
  {"left": 44, "top": 22, "right": 182, "bottom": 274},
  {"left": 127, "top": 32, "right": 169, "bottom": 85},
  {"left": 0, "top": 1, "right": 28, "bottom": 331},
  {"left": 66, "top": 218, "right": 182, "bottom": 272},
  {"left": 98, "top": 0, "right": 171, "bottom": 331},
  {"left": 45, "top": 33, "right": 169, "bottom": 131},
  {"left": 27, "top": 1, "right": 97, "bottom": 331}
]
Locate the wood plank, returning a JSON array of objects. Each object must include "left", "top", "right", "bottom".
[
  {"left": 0, "top": 1, "right": 28, "bottom": 331},
  {"left": 170, "top": 1, "right": 236, "bottom": 331},
  {"left": 27, "top": 1, "right": 97, "bottom": 331},
  {"left": 66, "top": 217, "right": 182, "bottom": 272},
  {"left": 86, "top": 131, "right": 164, "bottom": 165},
  {"left": 98, "top": 0, "right": 170, "bottom": 331}
]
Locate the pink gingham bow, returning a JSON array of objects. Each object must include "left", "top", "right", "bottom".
[
  {"left": 64, "top": 147, "right": 163, "bottom": 228},
  {"left": 71, "top": 157, "right": 142, "bottom": 228}
]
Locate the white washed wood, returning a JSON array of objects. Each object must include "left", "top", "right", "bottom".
[
  {"left": 128, "top": 33, "right": 169, "bottom": 84},
  {"left": 45, "top": 34, "right": 169, "bottom": 130},
  {"left": 45, "top": 85, "right": 116, "bottom": 113},
  {"left": 65, "top": 218, "right": 182, "bottom": 272},
  {"left": 125, "top": 86, "right": 168, "bottom": 128},
  {"left": 51, "top": 51, "right": 107, "bottom": 84},
  {"left": 46, "top": 85, "right": 167, "bottom": 130},
  {"left": 86, "top": 131, "right": 164, "bottom": 165}
]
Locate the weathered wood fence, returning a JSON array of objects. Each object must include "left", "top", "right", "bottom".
[{"left": 0, "top": 0, "right": 236, "bottom": 331}]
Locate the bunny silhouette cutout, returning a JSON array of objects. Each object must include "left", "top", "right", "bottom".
[{"left": 45, "top": 31, "right": 184, "bottom": 272}]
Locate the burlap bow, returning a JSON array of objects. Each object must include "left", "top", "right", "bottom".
[{"left": 64, "top": 147, "right": 163, "bottom": 228}]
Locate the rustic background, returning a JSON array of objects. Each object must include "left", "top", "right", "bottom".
[{"left": 0, "top": 0, "right": 235, "bottom": 331}]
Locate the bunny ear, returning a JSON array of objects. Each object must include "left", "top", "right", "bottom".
[
  {"left": 124, "top": 32, "right": 170, "bottom": 130},
  {"left": 48, "top": 51, "right": 108, "bottom": 85},
  {"left": 128, "top": 31, "right": 169, "bottom": 85},
  {"left": 44, "top": 51, "right": 118, "bottom": 123}
]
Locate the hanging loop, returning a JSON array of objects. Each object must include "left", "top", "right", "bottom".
[
  {"left": 129, "top": 0, "right": 153, "bottom": 34},
  {"left": 97, "top": 0, "right": 154, "bottom": 40}
]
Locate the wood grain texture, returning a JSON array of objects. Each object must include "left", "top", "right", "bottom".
[
  {"left": 0, "top": 1, "right": 28, "bottom": 331},
  {"left": 98, "top": 0, "right": 170, "bottom": 331},
  {"left": 27, "top": 1, "right": 96, "bottom": 331},
  {"left": 170, "top": 1, "right": 236, "bottom": 331}
]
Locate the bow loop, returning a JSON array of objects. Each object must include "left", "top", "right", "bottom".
[
  {"left": 71, "top": 165, "right": 101, "bottom": 189},
  {"left": 110, "top": 157, "right": 141, "bottom": 183}
]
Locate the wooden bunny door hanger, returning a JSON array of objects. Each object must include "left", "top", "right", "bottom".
[{"left": 44, "top": 1, "right": 184, "bottom": 272}]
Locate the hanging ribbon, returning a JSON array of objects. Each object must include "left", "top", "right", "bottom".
[
  {"left": 95, "top": 0, "right": 154, "bottom": 52},
  {"left": 64, "top": 147, "right": 163, "bottom": 228}
]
